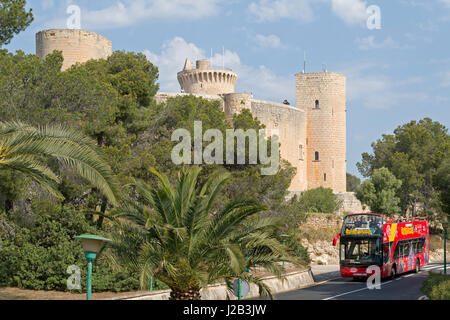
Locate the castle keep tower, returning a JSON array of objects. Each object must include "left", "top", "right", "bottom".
[
  {"left": 36, "top": 29, "right": 112, "bottom": 71},
  {"left": 296, "top": 72, "right": 346, "bottom": 192},
  {"left": 177, "top": 59, "right": 237, "bottom": 95}
]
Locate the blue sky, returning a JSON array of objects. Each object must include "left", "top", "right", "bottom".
[{"left": 5, "top": 0, "right": 450, "bottom": 178}]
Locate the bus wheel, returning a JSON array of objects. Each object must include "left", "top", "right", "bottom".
[
  {"left": 415, "top": 259, "right": 420, "bottom": 273},
  {"left": 391, "top": 266, "right": 396, "bottom": 280}
]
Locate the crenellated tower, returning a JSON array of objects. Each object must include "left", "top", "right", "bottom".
[{"left": 177, "top": 59, "right": 237, "bottom": 95}]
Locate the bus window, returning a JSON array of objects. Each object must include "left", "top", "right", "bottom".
[
  {"left": 416, "top": 238, "right": 425, "bottom": 254},
  {"left": 403, "top": 242, "right": 410, "bottom": 258},
  {"left": 393, "top": 243, "right": 400, "bottom": 259},
  {"left": 383, "top": 243, "right": 391, "bottom": 263},
  {"left": 340, "top": 239, "right": 381, "bottom": 266}
]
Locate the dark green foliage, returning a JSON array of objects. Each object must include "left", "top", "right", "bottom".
[
  {"left": 0, "top": 0, "right": 33, "bottom": 46},
  {"left": 109, "top": 167, "right": 302, "bottom": 299},
  {"left": 278, "top": 230, "right": 310, "bottom": 265},
  {"left": 434, "top": 160, "right": 450, "bottom": 217},
  {"left": 0, "top": 200, "right": 139, "bottom": 292},
  {"left": 357, "top": 118, "right": 450, "bottom": 218},
  {"left": 355, "top": 167, "right": 402, "bottom": 216},
  {"left": 421, "top": 272, "right": 450, "bottom": 300},
  {"left": 0, "top": 169, "right": 27, "bottom": 214},
  {"left": 346, "top": 173, "right": 361, "bottom": 192},
  {"left": 0, "top": 48, "right": 304, "bottom": 294},
  {"left": 296, "top": 187, "right": 343, "bottom": 214}
]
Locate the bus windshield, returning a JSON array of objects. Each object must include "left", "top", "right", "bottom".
[
  {"left": 340, "top": 238, "right": 382, "bottom": 266},
  {"left": 342, "top": 214, "right": 383, "bottom": 236}
]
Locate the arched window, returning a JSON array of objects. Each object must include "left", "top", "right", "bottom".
[
  {"left": 315, "top": 151, "right": 319, "bottom": 161},
  {"left": 315, "top": 100, "right": 319, "bottom": 109},
  {"left": 324, "top": 173, "right": 327, "bottom": 181}
]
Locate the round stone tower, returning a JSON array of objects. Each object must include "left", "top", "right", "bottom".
[
  {"left": 223, "top": 93, "right": 252, "bottom": 121},
  {"left": 295, "top": 71, "right": 346, "bottom": 193},
  {"left": 177, "top": 59, "right": 237, "bottom": 95},
  {"left": 36, "top": 29, "right": 112, "bottom": 71}
]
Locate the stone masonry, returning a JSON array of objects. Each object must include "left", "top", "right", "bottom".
[{"left": 36, "top": 29, "right": 112, "bottom": 71}]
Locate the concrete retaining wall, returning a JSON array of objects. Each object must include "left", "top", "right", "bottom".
[{"left": 111, "top": 268, "right": 314, "bottom": 300}]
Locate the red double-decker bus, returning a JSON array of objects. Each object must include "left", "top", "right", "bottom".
[{"left": 333, "top": 213, "right": 430, "bottom": 279}]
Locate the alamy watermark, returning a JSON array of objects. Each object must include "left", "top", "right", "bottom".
[
  {"left": 67, "top": 5, "right": 81, "bottom": 29},
  {"left": 366, "top": 265, "right": 381, "bottom": 290},
  {"left": 367, "top": 5, "right": 381, "bottom": 30},
  {"left": 66, "top": 265, "right": 81, "bottom": 290},
  {"left": 171, "top": 121, "right": 280, "bottom": 175}
]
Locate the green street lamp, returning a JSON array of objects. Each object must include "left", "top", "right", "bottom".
[
  {"left": 280, "top": 234, "right": 289, "bottom": 272},
  {"left": 74, "top": 234, "right": 111, "bottom": 300},
  {"left": 441, "top": 221, "right": 449, "bottom": 275}
]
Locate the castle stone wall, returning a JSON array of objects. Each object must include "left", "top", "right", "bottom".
[
  {"left": 335, "top": 192, "right": 371, "bottom": 214},
  {"left": 296, "top": 72, "right": 346, "bottom": 193},
  {"left": 223, "top": 93, "right": 253, "bottom": 121},
  {"left": 36, "top": 29, "right": 112, "bottom": 71},
  {"left": 250, "top": 100, "right": 307, "bottom": 191}
]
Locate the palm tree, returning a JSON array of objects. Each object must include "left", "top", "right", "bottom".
[
  {"left": 108, "top": 166, "right": 299, "bottom": 300},
  {"left": 0, "top": 121, "right": 120, "bottom": 206}
]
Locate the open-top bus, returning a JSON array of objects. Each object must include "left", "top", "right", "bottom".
[{"left": 333, "top": 213, "right": 430, "bottom": 280}]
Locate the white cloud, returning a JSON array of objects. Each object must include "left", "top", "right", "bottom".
[
  {"left": 247, "top": 0, "right": 315, "bottom": 23},
  {"left": 330, "top": 0, "right": 368, "bottom": 25},
  {"left": 253, "top": 34, "right": 284, "bottom": 48},
  {"left": 355, "top": 36, "right": 400, "bottom": 50},
  {"left": 145, "top": 36, "right": 294, "bottom": 103},
  {"left": 343, "top": 63, "right": 427, "bottom": 109},
  {"left": 144, "top": 37, "right": 205, "bottom": 92},
  {"left": 41, "top": 0, "right": 55, "bottom": 9},
  {"left": 440, "top": 0, "right": 450, "bottom": 7},
  {"left": 248, "top": 0, "right": 370, "bottom": 26},
  {"left": 77, "top": 0, "right": 223, "bottom": 29}
]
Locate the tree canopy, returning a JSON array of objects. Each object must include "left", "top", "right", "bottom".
[
  {"left": 0, "top": 0, "right": 33, "bottom": 46},
  {"left": 355, "top": 167, "right": 402, "bottom": 216},
  {"left": 357, "top": 118, "right": 450, "bottom": 218}
]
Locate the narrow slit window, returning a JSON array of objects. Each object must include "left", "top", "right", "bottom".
[
  {"left": 315, "top": 151, "right": 319, "bottom": 161},
  {"left": 315, "top": 100, "right": 319, "bottom": 109},
  {"left": 299, "top": 145, "right": 303, "bottom": 160}
]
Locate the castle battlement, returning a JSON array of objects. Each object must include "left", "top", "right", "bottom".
[{"left": 177, "top": 59, "right": 238, "bottom": 95}]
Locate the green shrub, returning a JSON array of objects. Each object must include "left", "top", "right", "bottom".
[
  {"left": 281, "top": 230, "right": 310, "bottom": 266},
  {"left": 298, "top": 187, "right": 342, "bottom": 214},
  {"left": 421, "top": 272, "right": 450, "bottom": 300},
  {"left": 0, "top": 201, "right": 140, "bottom": 292}
]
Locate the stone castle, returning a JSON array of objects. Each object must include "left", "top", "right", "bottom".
[{"left": 36, "top": 29, "right": 362, "bottom": 209}]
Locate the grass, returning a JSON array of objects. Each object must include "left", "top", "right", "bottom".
[{"left": 421, "top": 272, "right": 450, "bottom": 300}]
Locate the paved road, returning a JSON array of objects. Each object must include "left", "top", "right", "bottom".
[{"left": 271, "top": 263, "right": 449, "bottom": 300}]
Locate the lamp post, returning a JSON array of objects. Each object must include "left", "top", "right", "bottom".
[
  {"left": 441, "top": 221, "right": 448, "bottom": 275},
  {"left": 280, "top": 234, "right": 289, "bottom": 272},
  {"left": 74, "top": 234, "right": 111, "bottom": 300}
]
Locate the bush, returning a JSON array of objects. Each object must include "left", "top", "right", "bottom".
[
  {"left": 280, "top": 230, "right": 310, "bottom": 266},
  {"left": 298, "top": 187, "right": 342, "bottom": 214},
  {"left": 0, "top": 201, "right": 140, "bottom": 292},
  {"left": 421, "top": 272, "right": 450, "bottom": 300}
]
